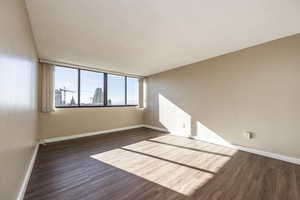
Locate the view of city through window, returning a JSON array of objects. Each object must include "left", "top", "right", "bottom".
[
  {"left": 55, "top": 67, "right": 78, "bottom": 107},
  {"left": 127, "top": 77, "right": 139, "bottom": 105},
  {"left": 54, "top": 66, "right": 139, "bottom": 107},
  {"left": 107, "top": 74, "right": 125, "bottom": 105},
  {"left": 80, "top": 70, "right": 104, "bottom": 106}
]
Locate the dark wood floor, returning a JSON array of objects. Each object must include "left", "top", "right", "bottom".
[{"left": 25, "top": 128, "right": 300, "bottom": 200}]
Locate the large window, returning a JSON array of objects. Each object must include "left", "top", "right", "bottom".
[
  {"left": 107, "top": 74, "right": 125, "bottom": 106},
  {"left": 54, "top": 65, "right": 140, "bottom": 107},
  {"left": 80, "top": 70, "right": 104, "bottom": 106},
  {"left": 55, "top": 66, "right": 78, "bottom": 107}
]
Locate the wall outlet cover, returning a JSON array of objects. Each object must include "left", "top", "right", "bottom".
[{"left": 244, "top": 131, "right": 254, "bottom": 139}]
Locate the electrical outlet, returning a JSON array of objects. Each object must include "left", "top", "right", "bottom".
[{"left": 244, "top": 131, "right": 254, "bottom": 139}]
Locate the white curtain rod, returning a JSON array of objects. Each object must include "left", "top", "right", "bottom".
[{"left": 39, "top": 59, "right": 144, "bottom": 78}]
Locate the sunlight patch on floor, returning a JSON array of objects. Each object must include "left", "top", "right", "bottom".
[
  {"left": 91, "top": 148, "right": 213, "bottom": 196},
  {"left": 149, "top": 135, "right": 237, "bottom": 156},
  {"left": 91, "top": 136, "right": 235, "bottom": 196},
  {"left": 122, "top": 141, "right": 232, "bottom": 173}
]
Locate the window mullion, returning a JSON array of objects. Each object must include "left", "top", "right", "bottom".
[
  {"left": 104, "top": 73, "right": 107, "bottom": 106},
  {"left": 125, "top": 76, "right": 127, "bottom": 105},
  {"left": 78, "top": 69, "right": 81, "bottom": 107}
]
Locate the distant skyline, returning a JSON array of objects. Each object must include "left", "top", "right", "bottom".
[
  {"left": 55, "top": 87, "right": 103, "bottom": 106},
  {"left": 80, "top": 70, "right": 104, "bottom": 105}
]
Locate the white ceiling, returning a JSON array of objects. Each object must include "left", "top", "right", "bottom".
[{"left": 26, "top": 0, "right": 300, "bottom": 76}]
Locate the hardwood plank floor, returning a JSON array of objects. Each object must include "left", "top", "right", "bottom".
[{"left": 25, "top": 128, "right": 300, "bottom": 200}]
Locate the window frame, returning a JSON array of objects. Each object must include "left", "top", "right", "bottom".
[
  {"left": 106, "top": 74, "right": 126, "bottom": 107},
  {"left": 54, "top": 65, "right": 139, "bottom": 108},
  {"left": 54, "top": 65, "right": 79, "bottom": 108},
  {"left": 126, "top": 76, "right": 140, "bottom": 106},
  {"left": 79, "top": 68, "right": 105, "bottom": 107}
]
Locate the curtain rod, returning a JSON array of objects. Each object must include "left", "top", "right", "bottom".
[{"left": 39, "top": 59, "right": 144, "bottom": 78}]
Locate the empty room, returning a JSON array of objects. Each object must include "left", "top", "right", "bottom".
[{"left": 1, "top": 0, "right": 300, "bottom": 200}]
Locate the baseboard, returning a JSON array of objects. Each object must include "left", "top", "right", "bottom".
[
  {"left": 43, "top": 125, "right": 145, "bottom": 143},
  {"left": 144, "top": 125, "right": 300, "bottom": 165},
  {"left": 235, "top": 145, "right": 300, "bottom": 165},
  {"left": 17, "top": 143, "right": 39, "bottom": 200},
  {"left": 143, "top": 124, "right": 169, "bottom": 133}
]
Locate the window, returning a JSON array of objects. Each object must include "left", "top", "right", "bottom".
[
  {"left": 55, "top": 66, "right": 78, "bottom": 107},
  {"left": 54, "top": 65, "right": 140, "bottom": 107},
  {"left": 127, "top": 77, "right": 139, "bottom": 105},
  {"left": 80, "top": 70, "right": 104, "bottom": 106},
  {"left": 107, "top": 74, "right": 125, "bottom": 105}
]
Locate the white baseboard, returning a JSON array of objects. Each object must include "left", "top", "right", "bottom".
[
  {"left": 43, "top": 125, "right": 145, "bottom": 143},
  {"left": 17, "top": 143, "right": 39, "bottom": 200},
  {"left": 144, "top": 125, "right": 300, "bottom": 165},
  {"left": 235, "top": 145, "right": 300, "bottom": 165},
  {"left": 143, "top": 125, "right": 169, "bottom": 133}
]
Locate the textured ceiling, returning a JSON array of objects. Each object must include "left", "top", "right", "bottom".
[{"left": 26, "top": 0, "right": 300, "bottom": 76}]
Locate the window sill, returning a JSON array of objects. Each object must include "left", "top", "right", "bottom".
[{"left": 55, "top": 105, "right": 138, "bottom": 108}]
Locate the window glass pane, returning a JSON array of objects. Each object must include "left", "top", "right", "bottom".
[
  {"left": 54, "top": 66, "right": 78, "bottom": 107},
  {"left": 127, "top": 77, "right": 139, "bottom": 105},
  {"left": 80, "top": 70, "right": 104, "bottom": 106},
  {"left": 107, "top": 74, "right": 125, "bottom": 105}
]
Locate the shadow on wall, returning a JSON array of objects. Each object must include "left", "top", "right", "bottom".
[{"left": 158, "top": 93, "right": 232, "bottom": 146}]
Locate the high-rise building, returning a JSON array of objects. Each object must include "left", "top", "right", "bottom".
[
  {"left": 70, "top": 96, "right": 76, "bottom": 105},
  {"left": 55, "top": 89, "right": 62, "bottom": 106},
  {"left": 92, "top": 88, "right": 103, "bottom": 104}
]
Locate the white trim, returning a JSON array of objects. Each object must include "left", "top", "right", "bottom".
[
  {"left": 17, "top": 143, "right": 39, "bottom": 200},
  {"left": 44, "top": 125, "right": 144, "bottom": 143},
  {"left": 143, "top": 125, "right": 169, "bottom": 133},
  {"left": 192, "top": 136, "right": 300, "bottom": 165},
  {"left": 144, "top": 125, "right": 300, "bottom": 165},
  {"left": 235, "top": 145, "right": 300, "bottom": 165},
  {"left": 40, "top": 59, "right": 144, "bottom": 78}
]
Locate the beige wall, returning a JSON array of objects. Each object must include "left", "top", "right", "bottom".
[
  {"left": 40, "top": 107, "right": 143, "bottom": 139},
  {"left": 144, "top": 33, "right": 300, "bottom": 159},
  {"left": 0, "top": 0, "right": 38, "bottom": 200}
]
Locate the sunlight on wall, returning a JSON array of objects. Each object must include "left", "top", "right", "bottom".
[
  {"left": 196, "top": 121, "right": 233, "bottom": 147},
  {"left": 159, "top": 94, "right": 191, "bottom": 137},
  {"left": 0, "top": 55, "right": 35, "bottom": 109}
]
